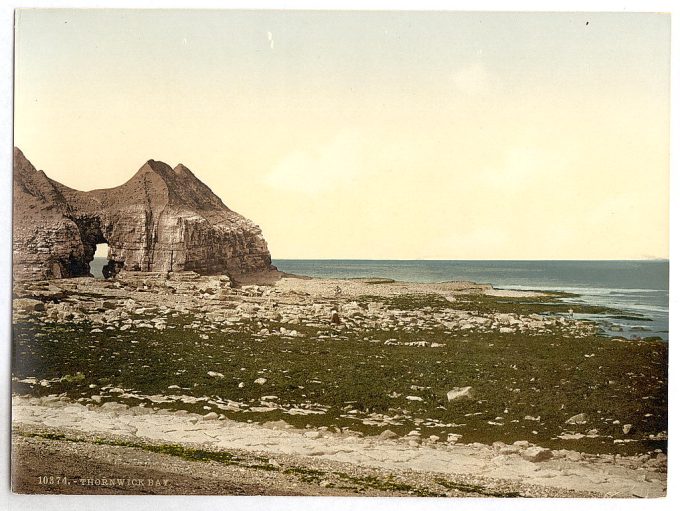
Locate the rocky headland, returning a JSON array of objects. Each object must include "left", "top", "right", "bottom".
[{"left": 13, "top": 148, "right": 273, "bottom": 281}]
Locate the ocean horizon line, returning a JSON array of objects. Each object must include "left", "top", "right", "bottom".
[{"left": 271, "top": 258, "right": 669, "bottom": 263}]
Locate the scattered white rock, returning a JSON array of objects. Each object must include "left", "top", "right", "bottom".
[
  {"left": 447, "top": 386, "right": 474, "bottom": 402},
  {"left": 558, "top": 433, "right": 585, "bottom": 440},
  {"left": 565, "top": 413, "right": 588, "bottom": 425}
]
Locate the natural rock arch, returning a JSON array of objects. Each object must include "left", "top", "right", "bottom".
[{"left": 13, "top": 148, "right": 273, "bottom": 281}]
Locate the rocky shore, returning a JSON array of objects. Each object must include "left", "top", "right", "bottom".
[{"left": 11, "top": 271, "right": 668, "bottom": 497}]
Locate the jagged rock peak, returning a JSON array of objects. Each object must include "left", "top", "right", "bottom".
[
  {"left": 174, "top": 163, "right": 192, "bottom": 174},
  {"left": 139, "top": 158, "right": 174, "bottom": 173}
]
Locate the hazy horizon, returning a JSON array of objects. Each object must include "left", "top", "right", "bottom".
[{"left": 15, "top": 10, "right": 670, "bottom": 260}]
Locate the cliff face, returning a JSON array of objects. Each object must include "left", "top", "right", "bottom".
[{"left": 13, "top": 148, "right": 273, "bottom": 281}]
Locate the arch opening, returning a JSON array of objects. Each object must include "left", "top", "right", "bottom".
[{"left": 92, "top": 243, "right": 109, "bottom": 279}]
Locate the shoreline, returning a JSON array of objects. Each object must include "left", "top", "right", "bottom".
[{"left": 11, "top": 270, "right": 668, "bottom": 497}]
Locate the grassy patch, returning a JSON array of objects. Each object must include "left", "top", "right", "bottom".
[
  {"left": 436, "top": 478, "right": 522, "bottom": 498},
  {"left": 282, "top": 466, "right": 326, "bottom": 484},
  {"left": 21, "top": 431, "right": 69, "bottom": 441},
  {"left": 18, "top": 430, "right": 277, "bottom": 471},
  {"left": 333, "top": 472, "right": 443, "bottom": 497},
  {"left": 373, "top": 292, "right": 620, "bottom": 316}
]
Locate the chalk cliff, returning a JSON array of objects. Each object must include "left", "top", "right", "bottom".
[{"left": 13, "top": 148, "right": 273, "bottom": 280}]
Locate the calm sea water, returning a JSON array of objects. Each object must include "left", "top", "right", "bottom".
[
  {"left": 90, "top": 258, "right": 108, "bottom": 280},
  {"left": 273, "top": 259, "right": 669, "bottom": 341},
  {"left": 90, "top": 258, "right": 669, "bottom": 340}
]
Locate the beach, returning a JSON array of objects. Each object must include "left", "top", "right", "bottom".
[{"left": 11, "top": 270, "right": 668, "bottom": 497}]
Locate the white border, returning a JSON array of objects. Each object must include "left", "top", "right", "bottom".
[{"left": 1, "top": 2, "right": 676, "bottom": 511}]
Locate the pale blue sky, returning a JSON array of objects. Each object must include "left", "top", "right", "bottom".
[{"left": 14, "top": 10, "right": 670, "bottom": 259}]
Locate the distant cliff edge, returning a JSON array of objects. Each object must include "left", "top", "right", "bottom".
[{"left": 13, "top": 147, "right": 274, "bottom": 281}]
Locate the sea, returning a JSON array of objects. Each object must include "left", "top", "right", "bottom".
[
  {"left": 91, "top": 258, "right": 669, "bottom": 341},
  {"left": 273, "top": 259, "right": 669, "bottom": 341}
]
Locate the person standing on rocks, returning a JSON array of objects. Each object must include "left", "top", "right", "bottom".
[{"left": 331, "top": 285, "right": 342, "bottom": 326}]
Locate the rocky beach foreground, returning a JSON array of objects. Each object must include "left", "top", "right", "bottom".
[{"left": 11, "top": 271, "right": 668, "bottom": 497}]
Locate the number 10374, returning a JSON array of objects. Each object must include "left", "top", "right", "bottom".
[{"left": 38, "top": 476, "right": 68, "bottom": 485}]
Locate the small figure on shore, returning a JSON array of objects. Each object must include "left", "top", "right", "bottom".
[
  {"left": 568, "top": 308, "right": 574, "bottom": 318},
  {"left": 334, "top": 285, "right": 342, "bottom": 298},
  {"left": 330, "top": 308, "right": 341, "bottom": 325}
]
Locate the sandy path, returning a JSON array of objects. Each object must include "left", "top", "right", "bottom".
[{"left": 11, "top": 396, "right": 665, "bottom": 498}]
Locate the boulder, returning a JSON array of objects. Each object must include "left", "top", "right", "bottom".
[
  {"left": 565, "top": 413, "right": 588, "bottom": 425},
  {"left": 379, "top": 429, "right": 399, "bottom": 440},
  {"left": 14, "top": 298, "right": 44, "bottom": 312},
  {"left": 100, "top": 402, "right": 129, "bottom": 411},
  {"left": 521, "top": 447, "right": 553, "bottom": 462},
  {"left": 499, "top": 445, "right": 522, "bottom": 455},
  {"left": 447, "top": 386, "right": 474, "bottom": 402}
]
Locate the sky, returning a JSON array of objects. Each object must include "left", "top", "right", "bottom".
[{"left": 14, "top": 9, "right": 670, "bottom": 260}]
